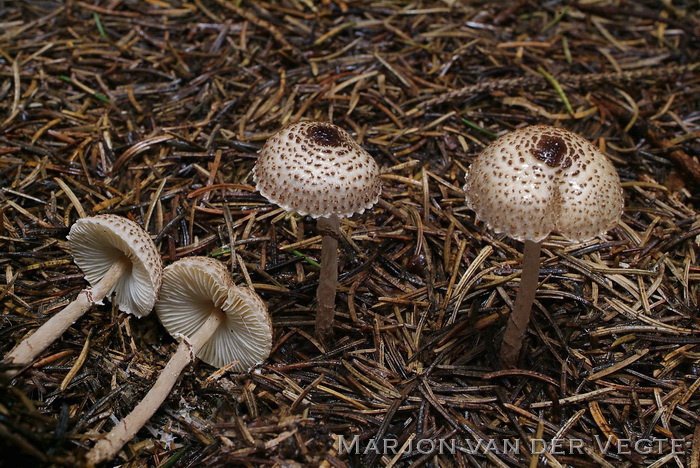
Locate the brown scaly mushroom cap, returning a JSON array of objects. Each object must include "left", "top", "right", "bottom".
[
  {"left": 463, "top": 125, "right": 624, "bottom": 243},
  {"left": 252, "top": 120, "right": 382, "bottom": 219},
  {"left": 156, "top": 257, "right": 272, "bottom": 370},
  {"left": 68, "top": 214, "right": 162, "bottom": 318}
]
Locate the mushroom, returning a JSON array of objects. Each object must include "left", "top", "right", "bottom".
[
  {"left": 253, "top": 120, "right": 381, "bottom": 341},
  {"left": 3, "top": 214, "right": 161, "bottom": 376},
  {"left": 86, "top": 256, "right": 272, "bottom": 465},
  {"left": 463, "top": 125, "right": 624, "bottom": 368}
]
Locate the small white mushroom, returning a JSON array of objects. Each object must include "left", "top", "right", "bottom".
[
  {"left": 69, "top": 214, "right": 162, "bottom": 317},
  {"left": 3, "top": 215, "right": 162, "bottom": 376},
  {"left": 253, "top": 120, "right": 381, "bottom": 341},
  {"left": 86, "top": 256, "right": 272, "bottom": 465},
  {"left": 157, "top": 256, "right": 272, "bottom": 369},
  {"left": 463, "top": 125, "right": 624, "bottom": 367}
]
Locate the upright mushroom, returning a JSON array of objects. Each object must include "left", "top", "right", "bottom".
[
  {"left": 3, "top": 214, "right": 161, "bottom": 376},
  {"left": 253, "top": 120, "right": 381, "bottom": 341},
  {"left": 463, "top": 125, "right": 623, "bottom": 368},
  {"left": 86, "top": 256, "right": 272, "bottom": 465}
]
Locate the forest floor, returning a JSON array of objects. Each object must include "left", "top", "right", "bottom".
[{"left": 0, "top": 1, "right": 699, "bottom": 467}]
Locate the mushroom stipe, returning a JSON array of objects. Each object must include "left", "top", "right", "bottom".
[
  {"left": 315, "top": 214, "right": 340, "bottom": 340},
  {"left": 3, "top": 258, "right": 129, "bottom": 377},
  {"left": 499, "top": 239, "right": 542, "bottom": 367},
  {"left": 86, "top": 311, "right": 223, "bottom": 465}
]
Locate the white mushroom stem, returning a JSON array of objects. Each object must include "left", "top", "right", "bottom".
[
  {"left": 4, "top": 257, "right": 130, "bottom": 377},
  {"left": 86, "top": 311, "right": 222, "bottom": 465},
  {"left": 315, "top": 214, "right": 340, "bottom": 342},
  {"left": 500, "top": 240, "right": 543, "bottom": 368}
]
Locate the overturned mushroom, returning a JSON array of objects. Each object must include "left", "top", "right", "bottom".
[
  {"left": 3, "top": 214, "right": 161, "bottom": 376},
  {"left": 463, "top": 125, "right": 624, "bottom": 368},
  {"left": 86, "top": 256, "right": 272, "bottom": 465},
  {"left": 253, "top": 120, "right": 381, "bottom": 341}
]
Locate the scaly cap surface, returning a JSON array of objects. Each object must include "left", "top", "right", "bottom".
[
  {"left": 463, "top": 125, "right": 624, "bottom": 242},
  {"left": 253, "top": 120, "right": 381, "bottom": 219}
]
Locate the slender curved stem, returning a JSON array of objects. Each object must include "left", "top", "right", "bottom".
[
  {"left": 86, "top": 311, "right": 222, "bottom": 465},
  {"left": 4, "top": 258, "right": 130, "bottom": 377},
  {"left": 315, "top": 214, "right": 339, "bottom": 343},
  {"left": 500, "top": 240, "right": 542, "bottom": 369}
]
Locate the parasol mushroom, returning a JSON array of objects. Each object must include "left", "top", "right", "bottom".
[
  {"left": 253, "top": 120, "right": 381, "bottom": 341},
  {"left": 3, "top": 214, "right": 162, "bottom": 376},
  {"left": 85, "top": 256, "right": 272, "bottom": 465},
  {"left": 463, "top": 125, "right": 624, "bottom": 368}
]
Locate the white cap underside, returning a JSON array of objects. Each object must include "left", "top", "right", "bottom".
[
  {"left": 68, "top": 214, "right": 162, "bottom": 317},
  {"left": 156, "top": 257, "right": 272, "bottom": 370}
]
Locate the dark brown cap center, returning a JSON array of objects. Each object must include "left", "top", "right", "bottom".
[
  {"left": 307, "top": 124, "right": 342, "bottom": 147},
  {"left": 531, "top": 135, "right": 567, "bottom": 167}
]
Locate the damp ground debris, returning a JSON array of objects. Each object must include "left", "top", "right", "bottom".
[{"left": 0, "top": 1, "right": 699, "bottom": 467}]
